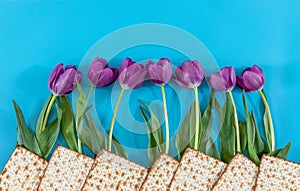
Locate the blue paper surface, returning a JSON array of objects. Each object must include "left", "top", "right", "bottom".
[{"left": 1, "top": 1, "right": 300, "bottom": 169}]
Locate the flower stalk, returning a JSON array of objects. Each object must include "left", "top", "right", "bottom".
[
  {"left": 259, "top": 89, "right": 275, "bottom": 151},
  {"left": 41, "top": 95, "right": 57, "bottom": 132},
  {"left": 194, "top": 86, "right": 200, "bottom": 150},
  {"left": 229, "top": 91, "right": 241, "bottom": 152},
  {"left": 161, "top": 85, "right": 170, "bottom": 154},
  {"left": 76, "top": 86, "right": 94, "bottom": 153},
  {"left": 108, "top": 88, "right": 125, "bottom": 151}
]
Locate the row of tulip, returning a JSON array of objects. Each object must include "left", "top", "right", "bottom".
[{"left": 12, "top": 57, "right": 290, "bottom": 165}]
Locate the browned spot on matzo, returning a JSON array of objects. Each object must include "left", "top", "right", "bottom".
[
  {"left": 0, "top": 146, "right": 47, "bottom": 190},
  {"left": 169, "top": 148, "right": 227, "bottom": 191},
  {"left": 38, "top": 146, "right": 94, "bottom": 190},
  {"left": 82, "top": 149, "right": 148, "bottom": 191},
  {"left": 140, "top": 153, "right": 179, "bottom": 191}
]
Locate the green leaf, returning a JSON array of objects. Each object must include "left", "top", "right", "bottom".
[
  {"left": 139, "top": 106, "right": 163, "bottom": 165},
  {"left": 13, "top": 100, "right": 42, "bottom": 157},
  {"left": 175, "top": 101, "right": 196, "bottom": 160},
  {"left": 268, "top": 142, "right": 291, "bottom": 159},
  {"left": 250, "top": 111, "right": 268, "bottom": 155},
  {"left": 37, "top": 103, "right": 62, "bottom": 158},
  {"left": 200, "top": 91, "right": 215, "bottom": 152},
  {"left": 78, "top": 112, "right": 107, "bottom": 155},
  {"left": 220, "top": 92, "right": 236, "bottom": 163},
  {"left": 75, "top": 81, "right": 88, "bottom": 122},
  {"left": 261, "top": 89, "right": 273, "bottom": 152},
  {"left": 59, "top": 96, "right": 78, "bottom": 151},
  {"left": 138, "top": 101, "right": 164, "bottom": 151},
  {"left": 205, "top": 137, "right": 220, "bottom": 160},
  {"left": 36, "top": 95, "right": 53, "bottom": 137},
  {"left": 242, "top": 91, "right": 260, "bottom": 165},
  {"left": 112, "top": 135, "right": 128, "bottom": 159},
  {"left": 239, "top": 122, "right": 247, "bottom": 153}
]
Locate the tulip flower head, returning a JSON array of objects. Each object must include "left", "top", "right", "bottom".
[
  {"left": 88, "top": 57, "right": 119, "bottom": 87},
  {"left": 237, "top": 65, "right": 265, "bottom": 92},
  {"left": 147, "top": 58, "right": 172, "bottom": 86},
  {"left": 118, "top": 57, "right": 147, "bottom": 89},
  {"left": 48, "top": 63, "right": 82, "bottom": 96},
  {"left": 207, "top": 66, "right": 236, "bottom": 92},
  {"left": 173, "top": 60, "right": 205, "bottom": 89}
]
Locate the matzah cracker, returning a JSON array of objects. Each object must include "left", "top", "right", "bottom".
[
  {"left": 140, "top": 153, "right": 179, "bottom": 191},
  {"left": 38, "top": 145, "right": 94, "bottom": 190},
  {"left": 82, "top": 149, "right": 148, "bottom": 191},
  {"left": 169, "top": 148, "right": 227, "bottom": 191},
  {"left": 212, "top": 153, "right": 258, "bottom": 191},
  {"left": 255, "top": 154, "right": 300, "bottom": 191},
  {"left": 0, "top": 146, "right": 47, "bottom": 190}
]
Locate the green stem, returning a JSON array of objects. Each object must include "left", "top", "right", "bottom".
[
  {"left": 86, "top": 86, "right": 94, "bottom": 101},
  {"left": 259, "top": 90, "right": 275, "bottom": 151},
  {"left": 194, "top": 86, "right": 200, "bottom": 150},
  {"left": 41, "top": 94, "right": 57, "bottom": 132},
  {"left": 77, "top": 86, "right": 94, "bottom": 153},
  {"left": 161, "top": 86, "right": 170, "bottom": 154},
  {"left": 229, "top": 91, "right": 241, "bottom": 152},
  {"left": 108, "top": 88, "right": 125, "bottom": 152}
]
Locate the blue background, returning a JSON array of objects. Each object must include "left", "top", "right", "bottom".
[{"left": 1, "top": 0, "right": 300, "bottom": 169}]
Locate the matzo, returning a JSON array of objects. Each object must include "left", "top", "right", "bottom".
[
  {"left": 211, "top": 153, "right": 258, "bottom": 191},
  {"left": 82, "top": 149, "right": 148, "bottom": 191},
  {"left": 140, "top": 153, "right": 179, "bottom": 191},
  {"left": 0, "top": 146, "right": 47, "bottom": 190},
  {"left": 38, "top": 145, "right": 94, "bottom": 191},
  {"left": 255, "top": 154, "right": 300, "bottom": 191},
  {"left": 169, "top": 148, "right": 227, "bottom": 191}
]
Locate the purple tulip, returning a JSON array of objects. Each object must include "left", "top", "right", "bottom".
[
  {"left": 173, "top": 60, "right": 205, "bottom": 89},
  {"left": 88, "top": 57, "right": 119, "bottom": 87},
  {"left": 207, "top": 66, "right": 236, "bottom": 92},
  {"left": 118, "top": 57, "right": 147, "bottom": 89},
  {"left": 237, "top": 65, "right": 265, "bottom": 92},
  {"left": 48, "top": 63, "right": 82, "bottom": 95},
  {"left": 147, "top": 58, "right": 172, "bottom": 86}
]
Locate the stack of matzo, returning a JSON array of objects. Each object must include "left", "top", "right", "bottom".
[
  {"left": 38, "top": 145, "right": 94, "bottom": 190},
  {"left": 169, "top": 148, "right": 227, "bottom": 191},
  {"left": 140, "top": 153, "right": 179, "bottom": 191},
  {"left": 211, "top": 153, "right": 258, "bottom": 191},
  {"left": 255, "top": 154, "right": 300, "bottom": 190},
  {"left": 82, "top": 149, "right": 148, "bottom": 190},
  {"left": 0, "top": 146, "right": 47, "bottom": 190}
]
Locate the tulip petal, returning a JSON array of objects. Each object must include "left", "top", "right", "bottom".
[
  {"left": 237, "top": 76, "right": 247, "bottom": 90},
  {"left": 175, "top": 66, "right": 193, "bottom": 88},
  {"left": 96, "top": 68, "right": 119, "bottom": 87},
  {"left": 126, "top": 68, "right": 147, "bottom": 89},
  {"left": 148, "top": 58, "right": 172, "bottom": 85},
  {"left": 220, "top": 66, "right": 236, "bottom": 90},
  {"left": 120, "top": 57, "right": 135, "bottom": 73},
  {"left": 181, "top": 60, "right": 205, "bottom": 86},
  {"left": 73, "top": 71, "right": 82, "bottom": 89},
  {"left": 54, "top": 67, "right": 77, "bottom": 95},
  {"left": 148, "top": 64, "right": 164, "bottom": 85},
  {"left": 243, "top": 71, "right": 264, "bottom": 91},
  {"left": 118, "top": 60, "right": 147, "bottom": 89},
  {"left": 173, "top": 77, "right": 192, "bottom": 89},
  {"left": 48, "top": 63, "right": 64, "bottom": 91},
  {"left": 207, "top": 73, "right": 227, "bottom": 92}
]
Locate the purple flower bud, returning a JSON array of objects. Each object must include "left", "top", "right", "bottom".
[
  {"left": 237, "top": 65, "right": 265, "bottom": 92},
  {"left": 207, "top": 66, "right": 236, "bottom": 92},
  {"left": 88, "top": 57, "right": 119, "bottom": 87},
  {"left": 173, "top": 60, "right": 205, "bottom": 89},
  {"left": 48, "top": 63, "right": 82, "bottom": 96},
  {"left": 147, "top": 58, "right": 172, "bottom": 86},
  {"left": 118, "top": 58, "right": 147, "bottom": 89}
]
